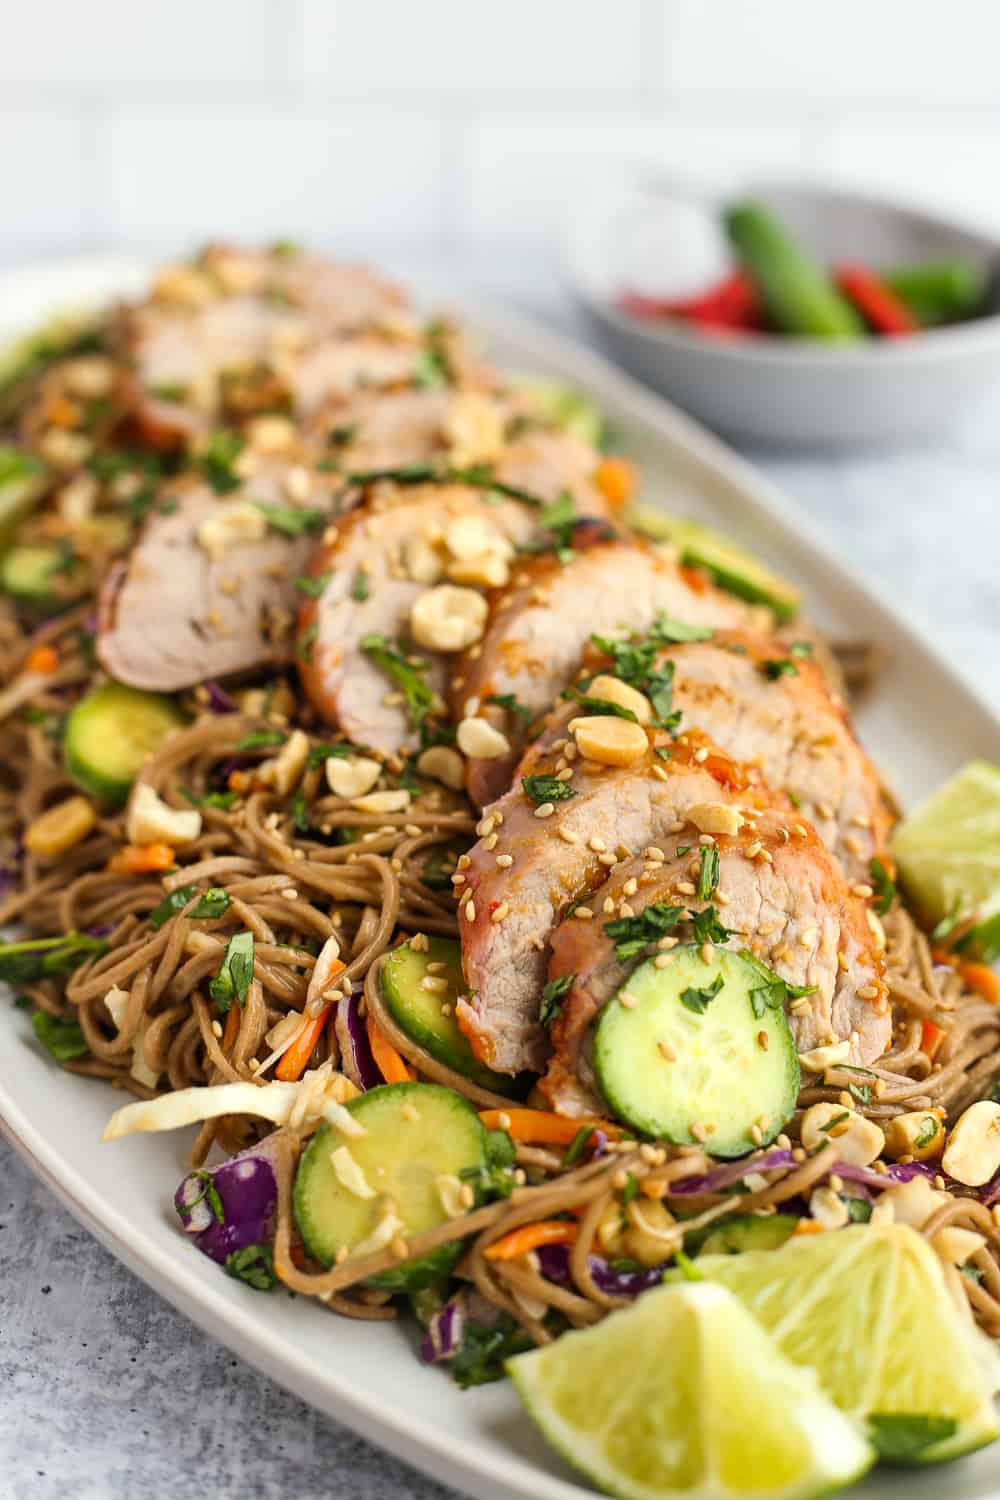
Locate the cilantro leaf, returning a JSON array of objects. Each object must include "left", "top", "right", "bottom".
[
  {"left": 253, "top": 502, "right": 326, "bottom": 536},
  {"left": 452, "top": 1317, "right": 533, "bottom": 1388},
  {"left": 413, "top": 347, "right": 449, "bottom": 389},
  {"left": 680, "top": 973, "right": 724, "bottom": 1014},
  {"left": 648, "top": 614, "right": 714, "bottom": 644},
  {"left": 351, "top": 568, "right": 370, "bottom": 602},
  {"left": 149, "top": 886, "right": 230, "bottom": 930},
  {"left": 32, "top": 1011, "right": 88, "bottom": 1061},
  {"left": 621, "top": 1172, "right": 639, "bottom": 1207},
  {"left": 521, "top": 774, "right": 576, "bottom": 805},
  {"left": 224, "top": 1243, "right": 276, "bottom": 1292},
  {"left": 870, "top": 856, "right": 896, "bottom": 916},
  {"left": 178, "top": 1169, "right": 225, "bottom": 1226},
  {"left": 209, "top": 931, "right": 255, "bottom": 1016},
  {"left": 294, "top": 571, "right": 331, "bottom": 598},
  {"left": 761, "top": 658, "right": 799, "bottom": 681},
  {"left": 605, "top": 903, "right": 684, "bottom": 963},
  {"left": 485, "top": 692, "right": 533, "bottom": 723},
  {"left": 0, "top": 933, "right": 107, "bottom": 986},
  {"left": 789, "top": 640, "right": 814, "bottom": 659},
  {"left": 915, "top": 1115, "right": 941, "bottom": 1150},
  {"left": 198, "top": 430, "right": 243, "bottom": 494},
  {"left": 563, "top": 1125, "right": 596, "bottom": 1166},
  {"left": 237, "top": 729, "right": 285, "bottom": 751},
  {"left": 562, "top": 686, "right": 638, "bottom": 723},
  {"left": 361, "top": 634, "right": 436, "bottom": 732},
  {"left": 691, "top": 906, "right": 734, "bottom": 945},
  {"left": 540, "top": 973, "right": 574, "bottom": 1027}
]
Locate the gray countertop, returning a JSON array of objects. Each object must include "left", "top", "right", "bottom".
[{"left": 3, "top": 250, "right": 1000, "bottom": 1500}]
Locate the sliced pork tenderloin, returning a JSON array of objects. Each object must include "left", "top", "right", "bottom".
[
  {"left": 455, "top": 718, "right": 776, "bottom": 1074},
  {"left": 541, "top": 804, "right": 889, "bottom": 1116},
  {"left": 455, "top": 539, "right": 757, "bottom": 808}
]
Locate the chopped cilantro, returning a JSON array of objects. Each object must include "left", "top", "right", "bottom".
[
  {"left": 237, "top": 729, "right": 285, "bottom": 751},
  {"left": 0, "top": 933, "right": 107, "bottom": 986},
  {"left": 761, "top": 658, "right": 798, "bottom": 681},
  {"left": 647, "top": 614, "right": 714, "bottom": 644},
  {"left": 224, "top": 1243, "right": 276, "bottom": 1292},
  {"left": 452, "top": 1317, "right": 533, "bottom": 1389},
  {"left": 742, "top": 950, "right": 817, "bottom": 1018},
  {"left": 361, "top": 634, "right": 435, "bottom": 732},
  {"left": 149, "top": 886, "right": 230, "bottom": 930},
  {"left": 914, "top": 1116, "right": 940, "bottom": 1150},
  {"left": 870, "top": 856, "right": 896, "bottom": 916},
  {"left": 485, "top": 692, "right": 533, "bottom": 723},
  {"left": 294, "top": 571, "right": 331, "bottom": 598},
  {"left": 182, "top": 787, "right": 240, "bottom": 810},
  {"left": 789, "top": 640, "right": 814, "bottom": 659},
  {"left": 198, "top": 431, "right": 243, "bottom": 494},
  {"left": 209, "top": 931, "right": 255, "bottom": 1015},
  {"left": 32, "top": 1011, "right": 88, "bottom": 1061},
  {"left": 605, "top": 903, "right": 684, "bottom": 963},
  {"left": 252, "top": 502, "right": 326, "bottom": 536},
  {"left": 620, "top": 1172, "right": 639, "bottom": 1207},
  {"left": 562, "top": 686, "right": 638, "bottom": 723},
  {"left": 691, "top": 906, "right": 734, "bottom": 946},
  {"left": 351, "top": 568, "right": 370, "bottom": 602},
  {"left": 563, "top": 1125, "right": 596, "bottom": 1167},
  {"left": 297, "top": 623, "right": 318, "bottom": 663},
  {"left": 680, "top": 973, "right": 724, "bottom": 1015},
  {"left": 521, "top": 774, "right": 576, "bottom": 806},
  {"left": 540, "top": 973, "right": 574, "bottom": 1027},
  {"left": 413, "top": 347, "right": 449, "bottom": 389}
]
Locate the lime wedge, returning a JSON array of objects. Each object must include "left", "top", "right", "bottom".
[
  {"left": 890, "top": 760, "right": 1000, "bottom": 932},
  {"left": 507, "top": 1280, "right": 873, "bottom": 1500},
  {"left": 696, "top": 1223, "right": 1000, "bottom": 1464}
]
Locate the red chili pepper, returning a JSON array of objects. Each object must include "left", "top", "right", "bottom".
[
  {"left": 834, "top": 265, "right": 920, "bottom": 337},
  {"left": 618, "top": 273, "right": 762, "bottom": 334}
]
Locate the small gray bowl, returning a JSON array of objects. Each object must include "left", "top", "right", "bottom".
[{"left": 566, "top": 178, "right": 1000, "bottom": 447}]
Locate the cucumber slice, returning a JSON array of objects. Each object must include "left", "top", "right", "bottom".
[
  {"left": 381, "top": 936, "right": 524, "bottom": 1098},
  {"left": 293, "top": 1082, "right": 488, "bottom": 1290},
  {"left": 0, "top": 446, "right": 48, "bottom": 547},
  {"left": 697, "top": 1213, "right": 798, "bottom": 1257},
  {"left": 593, "top": 945, "right": 800, "bottom": 1157},
  {"left": 626, "top": 507, "right": 802, "bottom": 624},
  {"left": 513, "top": 374, "right": 605, "bottom": 448},
  {"left": 64, "top": 681, "right": 185, "bottom": 806},
  {"left": 0, "top": 543, "right": 86, "bottom": 610}
]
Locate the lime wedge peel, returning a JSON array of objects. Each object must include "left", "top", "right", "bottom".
[
  {"left": 508, "top": 1280, "right": 873, "bottom": 1500},
  {"left": 890, "top": 759, "right": 1000, "bottom": 930},
  {"left": 696, "top": 1223, "right": 1000, "bottom": 1466}
]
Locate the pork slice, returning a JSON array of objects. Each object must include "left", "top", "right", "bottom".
[
  {"left": 97, "top": 462, "right": 339, "bottom": 691},
  {"left": 652, "top": 630, "right": 892, "bottom": 880},
  {"left": 297, "top": 485, "right": 540, "bottom": 755},
  {"left": 541, "top": 806, "right": 890, "bottom": 1116},
  {"left": 492, "top": 429, "right": 609, "bottom": 512},
  {"left": 455, "top": 726, "right": 772, "bottom": 1074},
  {"left": 456, "top": 540, "right": 755, "bottom": 808}
]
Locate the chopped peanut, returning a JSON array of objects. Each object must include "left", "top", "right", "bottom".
[
  {"left": 942, "top": 1100, "right": 1000, "bottom": 1187},
  {"left": 456, "top": 717, "right": 511, "bottom": 760},
  {"left": 800, "top": 1101, "right": 884, "bottom": 1167},
  {"left": 571, "top": 715, "right": 647, "bottom": 767},
  {"left": 127, "top": 783, "right": 202, "bottom": 847},
  {"left": 326, "top": 756, "right": 381, "bottom": 800},
  {"left": 417, "top": 745, "right": 465, "bottom": 789},
  {"left": 584, "top": 674, "right": 652, "bottom": 725},
  {"left": 24, "top": 795, "right": 97, "bottom": 858},
  {"left": 687, "top": 801, "right": 745, "bottom": 837},
  {"left": 410, "top": 584, "right": 487, "bottom": 652},
  {"left": 883, "top": 1109, "right": 945, "bottom": 1162}
]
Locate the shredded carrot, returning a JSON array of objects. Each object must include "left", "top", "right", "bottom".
[
  {"left": 276, "top": 1004, "right": 334, "bottom": 1082},
  {"left": 366, "top": 1014, "right": 414, "bottom": 1084},
  {"left": 221, "top": 1001, "right": 241, "bottom": 1051},
  {"left": 957, "top": 961, "right": 1000, "bottom": 1004},
  {"left": 920, "top": 1017, "right": 946, "bottom": 1060},
  {"left": 228, "top": 770, "right": 251, "bottom": 793},
  {"left": 43, "top": 392, "right": 79, "bottom": 428},
  {"left": 679, "top": 563, "right": 710, "bottom": 594},
  {"left": 594, "top": 455, "right": 637, "bottom": 510},
  {"left": 484, "top": 1220, "right": 578, "bottom": 1261},
  {"left": 478, "top": 1108, "right": 620, "bottom": 1145},
  {"left": 107, "top": 842, "right": 176, "bottom": 874},
  {"left": 793, "top": 1220, "right": 826, "bottom": 1236},
  {"left": 24, "top": 643, "right": 59, "bottom": 676}
]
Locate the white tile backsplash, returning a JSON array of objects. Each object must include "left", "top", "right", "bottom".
[{"left": 0, "top": 0, "right": 997, "bottom": 262}]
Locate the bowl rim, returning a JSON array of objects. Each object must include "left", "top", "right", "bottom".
[{"left": 566, "top": 174, "right": 1000, "bottom": 370}]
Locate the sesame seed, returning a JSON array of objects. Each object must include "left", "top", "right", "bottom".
[
  {"left": 693, "top": 747, "right": 709, "bottom": 763},
  {"left": 558, "top": 826, "right": 579, "bottom": 844},
  {"left": 716, "top": 890, "right": 731, "bottom": 905},
  {"left": 496, "top": 853, "right": 513, "bottom": 868},
  {"left": 774, "top": 943, "right": 793, "bottom": 963},
  {"left": 789, "top": 996, "right": 813, "bottom": 1014},
  {"left": 837, "top": 951, "right": 849, "bottom": 971},
  {"left": 799, "top": 927, "right": 817, "bottom": 948},
  {"left": 658, "top": 935, "right": 678, "bottom": 950},
  {"left": 211, "top": 1020, "right": 223, "bottom": 1039},
  {"left": 392, "top": 1236, "right": 409, "bottom": 1260},
  {"left": 857, "top": 984, "right": 879, "bottom": 1000},
  {"left": 852, "top": 883, "right": 874, "bottom": 899},
  {"left": 844, "top": 834, "right": 863, "bottom": 857},
  {"left": 851, "top": 813, "right": 872, "bottom": 829},
  {"left": 477, "top": 816, "right": 495, "bottom": 838},
  {"left": 556, "top": 766, "right": 574, "bottom": 781},
  {"left": 792, "top": 823, "right": 809, "bottom": 838},
  {"left": 618, "top": 901, "right": 635, "bottom": 919},
  {"left": 401, "top": 1102, "right": 419, "bottom": 1122},
  {"left": 654, "top": 953, "right": 673, "bottom": 969},
  {"left": 451, "top": 872, "right": 466, "bottom": 885},
  {"left": 426, "top": 961, "right": 446, "bottom": 975},
  {"left": 573, "top": 906, "right": 594, "bottom": 920},
  {"left": 758, "top": 849, "right": 773, "bottom": 863},
  {"left": 491, "top": 902, "right": 510, "bottom": 924},
  {"left": 498, "top": 1112, "right": 512, "bottom": 1130},
  {"left": 619, "top": 992, "right": 638, "bottom": 1008},
  {"left": 644, "top": 846, "right": 665, "bottom": 862},
  {"left": 757, "top": 1030, "right": 769, "bottom": 1050},
  {"left": 612, "top": 1169, "right": 628, "bottom": 1190},
  {"left": 698, "top": 833, "right": 715, "bottom": 846},
  {"left": 657, "top": 1039, "right": 676, "bottom": 1060},
  {"left": 749, "top": 1123, "right": 763, "bottom": 1145},
  {"left": 598, "top": 852, "right": 618, "bottom": 866},
  {"left": 603, "top": 897, "right": 615, "bottom": 914},
  {"left": 483, "top": 833, "right": 498, "bottom": 851},
  {"left": 651, "top": 764, "right": 669, "bottom": 782},
  {"left": 676, "top": 880, "right": 696, "bottom": 895},
  {"left": 464, "top": 899, "right": 476, "bottom": 922},
  {"left": 460, "top": 1183, "right": 475, "bottom": 1208},
  {"left": 420, "top": 975, "right": 449, "bottom": 992},
  {"left": 699, "top": 942, "right": 714, "bottom": 964},
  {"left": 589, "top": 836, "right": 607, "bottom": 852},
  {"left": 690, "top": 1122, "right": 708, "bottom": 1141},
  {"left": 457, "top": 854, "right": 471, "bottom": 869},
  {"left": 758, "top": 922, "right": 777, "bottom": 937},
  {"left": 534, "top": 802, "right": 555, "bottom": 819},
  {"left": 745, "top": 840, "right": 763, "bottom": 859},
  {"left": 816, "top": 801, "right": 834, "bottom": 820},
  {"left": 335, "top": 1246, "right": 349, "bottom": 1265},
  {"left": 623, "top": 877, "right": 638, "bottom": 897}
]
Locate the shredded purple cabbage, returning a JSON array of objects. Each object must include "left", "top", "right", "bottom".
[
  {"left": 174, "top": 1135, "right": 280, "bottom": 1265},
  {"left": 670, "top": 1147, "right": 796, "bottom": 1196},
  {"left": 335, "top": 987, "right": 381, "bottom": 1091},
  {"left": 204, "top": 680, "right": 237, "bottom": 714},
  {"left": 419, "top": 1292, "right": 467, "bottom": 1364},
  {"left": 833, "top": 1159, "right": 937, "bottom": 1192},
  {"left": 536, "top": 1243, "right": 667, "bottom": 1297}
]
